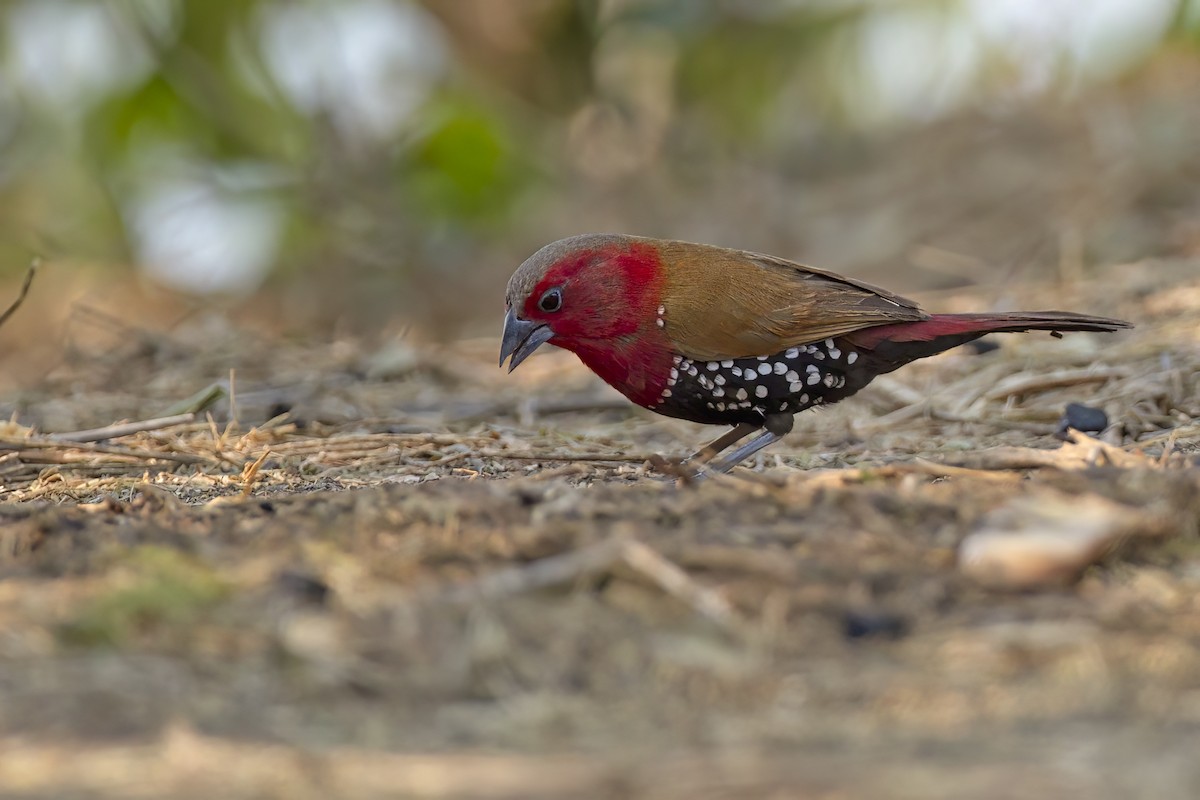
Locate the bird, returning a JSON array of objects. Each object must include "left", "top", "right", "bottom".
[{"left": 499, "top": 234, "right": 1132, "bottom": 476}]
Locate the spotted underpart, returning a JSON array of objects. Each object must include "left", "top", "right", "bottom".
[{"left": 652, "top": 338, "right": 868, "bottom": 426}]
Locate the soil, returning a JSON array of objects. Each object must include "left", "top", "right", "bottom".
[{"left": 0, "top": 252, "right": 1198, "bottom": 798}]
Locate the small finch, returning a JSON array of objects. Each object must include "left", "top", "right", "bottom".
[{"left": 500, "top": 234, "right": 1131, "bottom": 475}]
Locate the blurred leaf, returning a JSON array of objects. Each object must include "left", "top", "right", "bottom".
[{"left": 405, "top": 100, "right": 526, "bottom": 222}]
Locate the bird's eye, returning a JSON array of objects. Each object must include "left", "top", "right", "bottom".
[{"left": 538, "top": 287, "right": 563, "bottom": 313}]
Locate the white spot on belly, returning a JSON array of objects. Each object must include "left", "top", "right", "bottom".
[
  {"left": 847, "top": 351, "right": 858, "bottom": 364},
  {"left": 807, "top": 372, "right": 820, "bottom": 385},
  {"left": 789, "top": 381, "right": 803, "bottom": 393},
  {"left": 714, "top": 374, "right": 725, "bottom": 385},
  {"left": 785, "top": 348, "right": 799, "bottom": 359},
  {"left": 757, "top": 363, "right": 771, "bottom": 375},
  {"left": 720, "top": 360, "right": 733, "bottom": 368},
  {"left": 773, "top": 362, "right": 786, "bottom": 375},
  {"left": 755, "top": 385, "right": 767, "bottom": 398},
  {"left": 785, "top": 370, "right": 799, "bottom": 383},
  {"left": 735, "top": 388, "right": 748, "bottom": 401}
]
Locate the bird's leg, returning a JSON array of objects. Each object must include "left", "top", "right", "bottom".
[
  {"left": 685, "top": 423, "right": 759, "bottom": 464},
  {"left": 703, "top": 413, "right": 795, "bottom": 476}
]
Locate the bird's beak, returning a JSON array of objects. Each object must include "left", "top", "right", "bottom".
[{"left": 499, "top": 307, "right": 554, "bottom": 373}]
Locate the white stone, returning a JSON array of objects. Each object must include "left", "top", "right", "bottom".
[
  {"left": 735, "top": 388, "right": 748, "bottom": 401},
  {"left": 785, "top": 348, "right": 799, "bottom": 359},
  {"left": 730, "top": 367, "right": 742, "bottom": 378},
  {"left": 847, "top": 352, "right": 858, "bottom": 365},
  {"left": 721, "top": 360, "right": 733, "bottom": 368},
  {"left": 714, "top": 375, "right": 726, "bottom": 385},
  {"left": 755, "top": 385, "right": 768, "bottom": 398},
  {"left": 785, "top": 370, "right": 799, "bottom": 383},
  {"left": 789, "top": 381, "right": 803, "bottom": 393},
  {"left": 707, "top": 361, "right": 719, "bottom": 371},
  {"left": 828, "top": 347, "right": 841, "bottom": 359},
  {"left": 713, "top": 387, "right": 724, "bottom": 397},
  {"left": 807, "top": 372, "right": 820, "bottom": 385},
  {"left": 773, "top": 362, "right": 786, "bottom": 375},
  {"left": 757, "top": 363, "right": 771, "bottom": 375}
]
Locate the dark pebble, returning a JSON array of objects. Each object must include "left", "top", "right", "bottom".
[
  {"left": 965, "top": 338, "right": 1001, "bottom": 355},
  {"left": 276, "top": 570, "right": 331, "bottom": 605},
  {"left": 1059, "top": 402, "right": 1108, "bottom": 434},
  {"left": 843, "top": 610, "right": 909, "bottom": 640}
]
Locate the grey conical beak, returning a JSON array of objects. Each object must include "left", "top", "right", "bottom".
[{"left": 499, "top": 307, "right": 555, "bottom": 373}]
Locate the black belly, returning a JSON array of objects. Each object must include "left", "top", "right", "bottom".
[{"left": 651, "top": 338, "right": 877, "bottom": 427}]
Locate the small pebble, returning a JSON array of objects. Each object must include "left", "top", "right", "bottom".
[
  {"left": 843, "top": 610, "right": 909, "bottom": 640},
  {"left": 965, "top": 338, "right": 1001, "bottom": 355},
  {"left": 276, "top": 570, "right": 331, "bottom": 606},
  {"left": 1058, "top": 402, "right": 1108, "bottom": 435}
]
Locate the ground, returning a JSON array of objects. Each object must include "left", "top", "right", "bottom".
[{"left": 0, "top": 256, "right": 1198, "bottom": 799}]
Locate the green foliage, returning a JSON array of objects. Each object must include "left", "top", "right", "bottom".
[
  {"left": 405, "top": 100, "right": 526, "bottom": 223},
  {"left": 59, "top": 545, "right": 228, "bottom": 648}
]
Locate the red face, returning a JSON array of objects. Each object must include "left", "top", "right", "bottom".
[
  {"left": 500, "top": 235, "right": 673, "bottom": 406},
  {"left": 518, "top": 240, "right": 662, "bottom": 341}
]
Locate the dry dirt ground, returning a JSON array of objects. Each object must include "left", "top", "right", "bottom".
[{"left": 0, "top": 258, "right": 1198, "bottom": 799}]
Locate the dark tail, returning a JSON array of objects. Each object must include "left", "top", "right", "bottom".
[{"left": 845, "top": 311, "right": 1132, "bottom": 369}]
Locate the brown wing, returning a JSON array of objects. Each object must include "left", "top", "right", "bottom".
[{"left": 659, "top": 241, "right": 928, "bottom": 361}]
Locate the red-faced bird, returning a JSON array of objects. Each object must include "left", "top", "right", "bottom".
[{"left": 500, "top": 234, "right": 1131, "bottom": 475}]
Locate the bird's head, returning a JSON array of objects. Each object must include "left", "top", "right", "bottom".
[{"left": 500, "top": 234, "right": 664, "bottom": 372}]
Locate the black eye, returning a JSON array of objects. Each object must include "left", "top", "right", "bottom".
[{"left": 538, "top": 287, "right": 563, "bottom": 313}]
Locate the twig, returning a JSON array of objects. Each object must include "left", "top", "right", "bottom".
[
  {"left": 438, "top": 537, "right": 742, "bottom": 632},
  {"left": 476, "top": 450, "right": 651, "bottom": 463},
  {"left": 0, "top": 259, "right": 38, "bottom": 330},
  {"left": 440, "top": 538, "right": 627, "bottom": 603},
  {"left": 52, "top": 413, "right": 197, "bottom": 443},
  {"left": 985, "top": 367, "right": 1129, "bottom": 400},
  {"left": 0, "top": 437, "right": 216, "bottom": 466},
  {"left": 619, "top": 540, "right": 742, "bottom": 631}
]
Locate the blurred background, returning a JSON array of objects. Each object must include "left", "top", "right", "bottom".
[{"left": 0, "top": 0, "right": 1197, "bottom": 386}]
